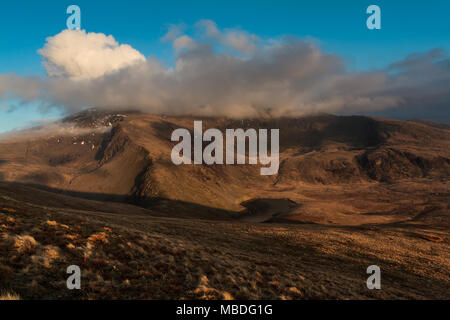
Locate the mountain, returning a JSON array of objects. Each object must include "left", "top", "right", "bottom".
[
  {"left": 0, "top": 110, "right": 449, "bottom": 299},
  {"left": 409, "top": 119, "right": 450, "bottom": 130},
  {"left": 0, "top": 110, "right": 448, "bottom": 224}
]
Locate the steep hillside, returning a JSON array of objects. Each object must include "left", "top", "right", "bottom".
[
  {"left": 0, "top": 111, "right": 449, "bottom": 300},
  {"left": 0, "top": 111, "right": 449, "bottom": 224}
]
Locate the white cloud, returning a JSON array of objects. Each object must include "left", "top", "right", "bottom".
[
  {"left": 173, "top": 35, "right": 196, "bottom": 52},
  {"left": 223, "top": 30, "right": 258, "bottom": 53},
  {"left": 196, "top": 20, "right": 259, "bottom": 53},
  {"left": 196, "top": 20, "right": 220, "bottom": 38},
  {"left": 161, "top": 23, "right": 186, "bottom": 42},
  {"left": 0, "top": 120, "right": 111, "bottom": 142},
  {"left": 38, "top": 30, "right": 146, "bottom": 80}
]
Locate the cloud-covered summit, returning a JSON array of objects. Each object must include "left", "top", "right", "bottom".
[{"left": 0, "top": 20, "right": 448, "bottom": 119}]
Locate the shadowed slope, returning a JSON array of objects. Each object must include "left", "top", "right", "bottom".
[{"left": 0, "top": 111, "right": 449, "bottom": 224}]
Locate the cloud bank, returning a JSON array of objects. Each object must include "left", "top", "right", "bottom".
[
  {"left": 0, "top": 119, "right": 111, "bottom": 142},
  {"left": 0, "top": 20, "right": 449, "bottom": 119}
]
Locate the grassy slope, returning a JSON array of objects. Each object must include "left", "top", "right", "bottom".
[{"left": 0, "top": 183, "right": 448, "bottom": 300}]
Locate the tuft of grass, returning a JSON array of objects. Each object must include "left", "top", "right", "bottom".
[
  {"left": 13, "top": 235, "right": 37, "bottom": 254},
  {"left": 0, "top": 291, "right": 20, "bottom": 300}
]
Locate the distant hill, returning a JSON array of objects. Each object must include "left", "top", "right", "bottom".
[
  {"left": 408, "top": 119, "right": 450, "bottom": 130},
  {"left": 0, "top": 111, "right": 449, "bottom": 300},
  {"left": 0, "top": 110, "right": 449, "bottom": 224}
]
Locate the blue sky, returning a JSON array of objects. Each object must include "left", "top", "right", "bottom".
[{"left": 0, "top": 0, "right": 449, "bottom": 132}]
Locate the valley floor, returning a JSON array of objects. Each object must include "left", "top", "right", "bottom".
[{"left": 0, "top": 182, "right": 449, "bottom": 300}]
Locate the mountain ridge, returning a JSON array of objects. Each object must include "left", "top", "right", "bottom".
[{"left": 0, "top": 111, "right": 448, "bottom": 224}]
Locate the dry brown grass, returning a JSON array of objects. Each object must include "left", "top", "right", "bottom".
[
  {"left": 0, "top": 291, "right": 20, "bottom": 300},
  {"left": 0, "top": 114, "right": 448, "bottom": 300},
  {"left": 0, "top": 181, "right": 448, "bottom": 300}
]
